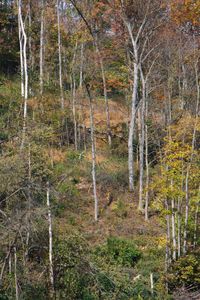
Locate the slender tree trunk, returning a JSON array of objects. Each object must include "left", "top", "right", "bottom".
[
  {"left": 26, "top": 143, "right": 31, "bottom": 258},
  {"left": 144, "top": 99, "right": 149, "bottom": 221},
  {"left": 193, "top": 201, "right": 199, "bottom": 248},
  {"left": 66, "top": 119, "right": 70, "bottom": 147},
  {"left": 57, "top": 0, "right": 64, "bottom": 109},
  {"left": 125, "top": 22, "right": 139, "bottom": 192},
  {"left": 171, "top": 196, "right": 176, "bottom": 260},
  {"left": 28, "top": 0, "right": 33, "bottom": 71},
  {"left": 183, "top": 171, "right": 189, "bottom": 255},
  {"left": 9, "top": 248, "right": 12, "bottom": 274},
  {"left": 183, "top": 58, "right": 199, "bottom": 254},
  {"left": 79, "top": 43, "right": 84, "bottom": 89},
  {"left": 18, "top": 0, "right": 28, "bottom": 151},
  {"left": 165, "top": 199, "right": 171, "bottom": 268},
  {"left": 128, "top": 60, "right": 139, "bottom": 191},
  {"left": 14, "top": 247, "right": 19, "bottom": 300},
  {"left": 177, "top": 197, "right": 181, "bottom": 258},
  {"left": 72, "top": 75, "right": 77, "bottom": 150},
  {"left": 46, "top": 182, "right": 54, "bottom": 297},
  {"left": 39, "top": 0, "right": 44, "bottom": 95},
  {"left": 138, "top": 100, "right": 145, "bottom": 211},
  {"left": 18, "top": 2, "right": 24, "bottom": 98},
  {"left": 181, "top": 63, "right": 187, "bottom": 110},
  {"left": 150, "top": 273, "right": 154, "bottom": 296},
  {"left": 71, "top": 42, "right": 78, "bottom": 150},
  {"left": 83, "top": 125, "right": 87, "bottom": 152},
  {"left": 85, "top": 84, "right": 98, "bottom": 221}
]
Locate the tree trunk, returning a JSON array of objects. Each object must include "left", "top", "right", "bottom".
[
  {"left": 125, "top": 22, "right": 139, "bottom": 192},
  {"left": 14, "top": 247, "right": 19, "bottom": 300},
  {"left": 138, "top": 100, "right": 145, "bottom": 210},
  {"left": 165, "top": 199, "right": 171, "bottom": 267},
  {"left": 171, "top": 197, "right": 176, "bottom": 260},
  {"left": 183, "top": 58, "right": 199, "bottom": 254},
  {"left": 177, "top": 197, "right": 181, "bottom": 258},
  {"left": 144, "top": 98, "right": 149, "bottom": 221},
  {"left": 193, "top": 201, "right": 199, "bottom": 248},
  {"left": 128, "top": 61, "right": 138, "bottom": 191},
  {"left": 71, "top": 42, "right": 78, "bottom": 150},
  {"left": 183, "top": 171, "right": 189, "bottom": 255},
  {"left": 85, "top": 84, "right": 98, "bottom": 221},
  {"left": 28, "top": 0, "right": 34, "bottom": 71},
  {"left": 150, "top": 273, "right": 154, "bottom": 296},
  {"left": 79, "top": 43, "right": 84, "bottom": 89},
  {"left": 18, "top": 1, "right": 24, "bottom": 98},
  {"left": 57, "top": 0, "right": 64, "bottom": 109},
  {"left": 18, "top": 0, "right": 28, "bottom": 151},
  {"left": 39, "top": 0, "right": 44, "bottom": 95},
  {"left": 46, "top": 182, "right": 54, "bottom": 296},
  {"left": 72, "top": 75, "right": 77, "bottom": 150}
]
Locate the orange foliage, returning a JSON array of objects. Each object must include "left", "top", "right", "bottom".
[{"left": 170, "top": 0, "right": 200, "bottom": 26}]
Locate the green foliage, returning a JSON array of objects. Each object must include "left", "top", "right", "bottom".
[
  {"left": 0, "top": 291, "right": 9, "bottom": 300},
  {"left": 0, "top": 153, "right": 25, "bottom": 194},
  {"left": 58, "top": 182, "right": 79, "bottom": 197},
  {"left": 167, "top": 251, "right": 200, "bottom": 289},
  {"left": 111, "top": 198, "right": 128, "bottom": 218},
  {"left": 54, "top": 234, "right": 99, "bottom": 300},
  {"left": 96, "top": 237, "right": 141, "bottom": 267},
  {"left": 107, "top": 237, "right": 141, "bottom": 266},
  {"left": 20, "top": 284, "right": 48, "bottom": 300},
  {"left": 29, "top": 144, "right": 53, "bottom": 182},
  {"left": 66, "top": 149, "right": 85, "bottom": 163}
]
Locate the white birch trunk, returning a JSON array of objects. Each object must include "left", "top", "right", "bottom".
[
  {"left": 183, "top": 63, "right": 199, "bottom": 253},
  {"left": 125, "top": 21, "right": 140, "bottom": 192},
  {"left": 150, "top": 273, "right": 154, "bottom": 295},
  {"left": 46, "top": 182, "right": 54, "bottom": 295},
  {"left": 72, "top": 75, "right": 77, "bottom": 150},
  {"left": 138, "top": 100, "right": 145, "bottom": 211},
  {"left": 9, "top": 251, "right": 12, "bottom": 274},
  {"left": 57, "top": 0, "right": 64, "bottom": 109},
  {"left": 177, "top": 197, "right": 181, "bottom": 258},
  {"left": 79, "top": 43, "right": 84, "bottom": 89},
  {"left": 18, "top": 1, "right": 24, "bottom": 98},
  {"left": 165, "top": 199, "right": 171, "bottom": 267},
  {"left": 85, "top": 84, "right": 98, "bottom": 221},
  {"left": 144, "top": 98, "right": 149, "bottom": 221},
  {"left": 18, "top": 0, "right": 28, "bottom": 150},
  {"left": 171, "top": 197, "right": 176, "bottom": 260},
  {"left": 193, "top": 202, "right": 199, "bottom": 248},
  {"left": 39, "top": 0, "right": 44, "bottom": 95},
  {"left": 28, "top": 0, "right": 33, "bottom": 71},
  {"left": 128, "top": 61, "right": 138, "bottom": 191},
  {"left": 14, "top": 247, "right": 19, "bottom": 300},
  {"left": 183, "top": 172, "right": 189, "bottom": 254}
]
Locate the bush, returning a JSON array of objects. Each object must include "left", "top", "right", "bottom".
[
  {"left": 110, "top": 199, "right": 128, "bottom": 218},
  {"left": 53, "top": 234, "right": 100, "bottom": 300},
  {"left": 96, "top": 237, "right": 141, "bottom": 267},
  {"left": 167, "top": 251, "right": 200, "bottom": 289}
]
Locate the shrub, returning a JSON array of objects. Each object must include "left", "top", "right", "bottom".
[
  {"left": 107, "top": 237, "right": 142, "bottom": 267},
  {"left": 167, "top": 251, "right": 200, "bottom": 289},
  {"left": 96, "top": 237, "right": 141, "bottom": 267}
]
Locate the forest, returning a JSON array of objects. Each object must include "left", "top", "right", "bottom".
[{"left": 0, "top": 0, "right": 200, "bottom": 299}]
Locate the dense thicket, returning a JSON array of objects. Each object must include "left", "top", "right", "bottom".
[{"left": 0, "top": 0, "right": 199, "bottom": 299}]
